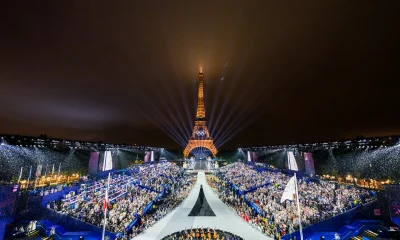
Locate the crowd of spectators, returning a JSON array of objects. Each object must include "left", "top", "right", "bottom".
[
  {"left": 218, "top": 162, "right": 272, "bottom": 192},
  {"left": 48, "top": 163, "right": 189, "bottom": 235},
  {"left": 135, "top": 163, "right": 182, "bottom": 192},
  {"left": 126, "top": 173, "right": 196, "bottom": 239},
  {"left": 209, "top": 162, "right": 376, "bottom": 239},
  {"left": 49, "top": 174, "right": 153, "bottom": 233}
]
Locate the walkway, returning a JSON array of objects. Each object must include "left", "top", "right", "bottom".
[
  {"left": 193, "top": 160, "right": 213, "bottom": 170},
  {"left": 134, "top": 172, "right": 270, "bottom": 240}
]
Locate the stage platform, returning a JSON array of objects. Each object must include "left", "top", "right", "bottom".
[
  {"left": 193, "top": 160, "right": 213, "bottom": 170},
  {"left": 134, "top": 172, "right": 270, "bottom": 240},
  {"left": 186, "top": 170, "right": 215, "bottom": 174}
]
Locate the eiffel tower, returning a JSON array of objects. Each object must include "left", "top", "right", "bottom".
[{"left": 183, "top": 69, "right": 217, "bottom": 159}]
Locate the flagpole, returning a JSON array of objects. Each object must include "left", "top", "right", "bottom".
[
  {"left": 34, "top": 164, "right": 39, "bottom": 190},
  {"left": 27, "top": 166, "right": 32, "bottom": 190},
  {"left": 56, "top": 163, "right": 61, "bottom": 184},
  {"left": 294, "top": 173, "right": 303, "bottom": 240},
  {"left": 50, "top": 164, "right": 55, "bottom": 187},
  {"left": 102, "top": 173, "right": 111, "bottom": 240},
  {"left": 18, "top": 167, "right": 23, "bottom": 185}
]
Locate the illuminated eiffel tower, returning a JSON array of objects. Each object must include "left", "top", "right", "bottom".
[{"left": 184, "top": 69, "right": 217, "bottom": 159}]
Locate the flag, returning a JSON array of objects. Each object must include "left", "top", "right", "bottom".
[
  {"left": 281, "top": 176, "right": 296, "bottom": 203},
  {"left": 103, "top": 173, "right": 111, "bottom": 211},
  {"left": 102, "top": 173, "right": 111, "bottom": 240},
  {"left": 103, "top": 188, "right": 108, "bottom": 210}
]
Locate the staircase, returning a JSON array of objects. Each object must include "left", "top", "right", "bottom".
[
  {"left": 363, "top": 229, "right": 378, "bottom": 238},
  {"left": 350, "top": 230, "right": 379, "bottom": 240},
  {"left": 350, "top": 236, "right": 363, "bottom": 240},
  {"left": 27, "top": 229, "right": 40, "bottom": 238}
]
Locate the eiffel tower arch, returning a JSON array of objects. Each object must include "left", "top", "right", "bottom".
[{"left": 184, "top": 70, "right": 217, "bottom": 159}]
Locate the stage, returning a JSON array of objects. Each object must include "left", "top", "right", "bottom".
[
  {"left": 193, "top": 160, "right": 213, "bottom": 170},
  {"left": 134, "top": 172, "right": 270, "bottom": 240}
]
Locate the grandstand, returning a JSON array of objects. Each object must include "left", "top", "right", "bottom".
[{"left": 1, "top": 135, "right": 400, "bottom": 240}]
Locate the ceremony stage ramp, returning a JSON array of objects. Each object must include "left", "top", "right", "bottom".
[
  {"left": 135, "top": 172, "right": 270, "bottom": 240},
  {"left": 193, "top": 160, "right": 213, "bottom": 171}
]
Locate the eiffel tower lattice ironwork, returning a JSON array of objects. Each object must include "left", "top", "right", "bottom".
[{"left": 183, "top": 69, "right": 217, "bottom": 158}]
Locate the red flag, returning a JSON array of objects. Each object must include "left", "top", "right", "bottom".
[
  {"left": 103, "top": 175, "right": 110, "bottom": 211},
  {"left": 103, "top": 190, "right": 108, "bottom": 211}
]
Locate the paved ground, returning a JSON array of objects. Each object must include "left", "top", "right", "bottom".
[{"left": 134, "top": 172, "right": 271, "bottom": 240}]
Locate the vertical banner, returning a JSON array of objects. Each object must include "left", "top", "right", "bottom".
[
  {"left": 252, "top": 152, "right": 258, "bottom": 162},
  {"left": 112, "top": 150, "right": 119, "bottom": 170},
  {"left": 144, "top": 152, "right": 151, "bottom": 163},
  {"left": 287, "top": 151, "right": 299, "bottom": 171},
  {"left": 150, "top": 151, "right": 154, "bottom": 162},
  {"left": 102, "top": 151, "right": 113, "bottom": 171},
  {"left": 304, "top": 152, "right": 315, "bottom": 176},
  {"left": 88, "top": 152, "right": 100, "bottom": 175},
  {"left": 247, "top": 151, "right": 251, "bottom": 162}
]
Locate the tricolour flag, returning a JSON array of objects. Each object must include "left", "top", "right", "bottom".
[
  {"left": 103, "top": 189, "right": 108, "bottom": 211},
  {"left": 103, "top": 173, "right": 111, "bottom": 211},
  {"left": 281, "top": 176, "right": 296, "bottom": 203},
  {"left": 102, "top": 173, "right": 111, "bottom": 240}
]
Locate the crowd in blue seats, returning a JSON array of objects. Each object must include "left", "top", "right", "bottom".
[
  {"left": 210, "top": 162, "right": 376, "bottom": 239},
  {"left": 44, "top": 162, "right": 194, "bottom": 239},
  {"left": 126, "top": 174, "right": 195, "bottom": 239},
  {"left": 218, "top": 163, "right": 271, "bottom": 192},
  {"left": 48, "top": 174, "right": 154, "bottom": 233}
]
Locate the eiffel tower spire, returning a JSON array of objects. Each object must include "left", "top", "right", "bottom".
[
  {"left": 184, "top": 69, "right": 217, "bottom": 159},
  {"left": 196, "top": 68, "right": 205, "bottom": 119}
]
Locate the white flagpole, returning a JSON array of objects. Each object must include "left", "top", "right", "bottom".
[
  {"left": 56, "top": 163, "right": 61, "bottom": 184},
  {"left": 34, "top": 164, "right": 39, "bottom": 190},
  {"left": 18, "top": 167, "right": 23, "bottom": 185},
  {"left": 294, "top": 173, "right": 303, "bottom": 240},
  {"left": 102, "top": 173, "right": 111, "bottom": 240}
]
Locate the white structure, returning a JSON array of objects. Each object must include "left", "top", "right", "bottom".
[
  {"left": 103, "top": 151, "right": 113, "bottom": 171},
  {"left": 287, "top": 151, "right": 298, "bottom": 171}
]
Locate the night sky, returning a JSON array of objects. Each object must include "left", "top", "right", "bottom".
[{"left": 1, "top": 1, "right": 399, "bottom": 148}]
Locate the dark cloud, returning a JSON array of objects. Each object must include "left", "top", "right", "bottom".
[{"left": 0, "top": 1, "right": 399, "bottom": 148}]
